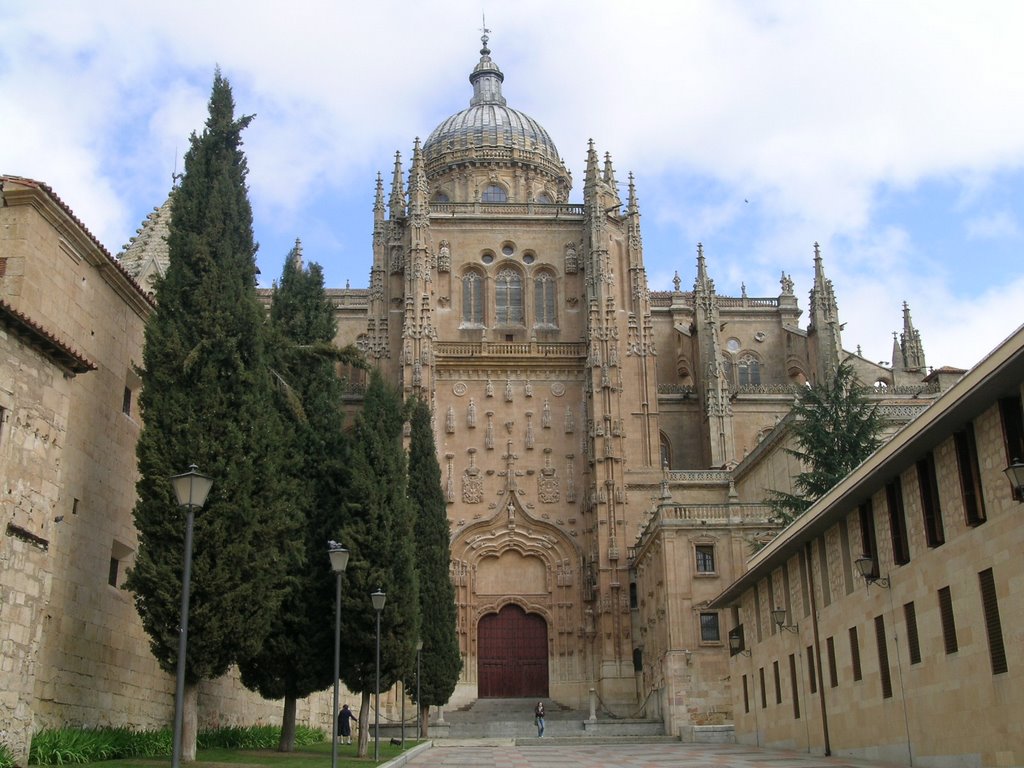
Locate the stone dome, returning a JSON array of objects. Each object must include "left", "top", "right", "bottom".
[{"left": 422, "top": 36, "right": 568, "bottom": 187}]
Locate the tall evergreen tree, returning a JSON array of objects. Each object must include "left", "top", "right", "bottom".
[
  {"left": 125, "top": 71, "right": 300, "bottom": 762},
  {"left": 406, "top": 398, "right": 460, "bottom": 737},
  {"left": 337, "top": 371, "right": 419, "bottom": 757},
  {"left": 768, "top": 362, "right": 883, "bottom": 523},
  {"left": 237, "top": 242, "right": 364, "bottom": 751}
]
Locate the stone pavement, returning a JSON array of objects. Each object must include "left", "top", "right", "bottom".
[{"left": 401, "top": 741, "right": 899, "bottom": 768}]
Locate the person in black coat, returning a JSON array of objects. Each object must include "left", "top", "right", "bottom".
[{"left": 338, "top": 704, "right": 356, "bottom": 744}]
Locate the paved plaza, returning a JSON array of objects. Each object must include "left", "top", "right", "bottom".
[{"left": 403, "top": 742, "right": 896, "bottom": 768}]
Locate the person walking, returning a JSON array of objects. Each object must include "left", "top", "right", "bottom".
[
  {"left": 533, "top": 701, "right": 545, "bottom": 738},
  {"left": 338, "top": 704, "right": 356, "bottom": 745}
]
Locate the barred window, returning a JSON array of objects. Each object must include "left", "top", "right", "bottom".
[
  {"left": 494, "top": 268, "right": 523, "bottom": 325},
  {"left": 699, "top": 612, "right": 721, "bottom": 642},
  {"left": 738, "top": 355, "right": 761, "bottom": 386},
  {"left": 461, "top": 271, "right": 484, "bottom": 326},
  {"left": 534, "top": 272, "right": 557, "bottom": 327},
  {"left": 695, "top": 545, "right": 716, "bottom": 574},
  {"left": 482, "top": 184, "right": 507, "bottom": 203}
]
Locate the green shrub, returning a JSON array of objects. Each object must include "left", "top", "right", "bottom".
[
  {"left": 0, "top": 742, "right": 16, "bottom": 768},
  {"left": 29, "top": 724, "right": 325, "bottom": 765}
]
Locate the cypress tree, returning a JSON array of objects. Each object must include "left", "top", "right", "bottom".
[
  {"left": 237, "top": 242, "right": 364, "bottom": 751},
  {"left": 125, "top": 71, "right": 300, "bottom": 762},
  {"left": 768, "top": 362, "right": 883, "bottom": 523},
  {"left": 337, "top": 370, "right": 419, "bottom": 757},
  {"left": 407, "top": 398, "right": 461, "bottom": 737}
]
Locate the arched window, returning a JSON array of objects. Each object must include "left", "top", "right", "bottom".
[
  {"left": 482, "top": 184, "right": 508, "bottom": 203},
  {"left": 462, "top": 271, "right": 484, "bottom": 326},
  {"left": 738, "top": 355, "right": 761, "bottom": 387},
  {"left": 660, "top": 432, "right": 672, "bottom": 470},
  {"left": 433, "top": 191, "right": 450, "bottom": 203},
  {"left": 536, "top": 192, "right": 553, "bottom": 204},
  {"left": 534, "top": 271, "right": 557, "bottom": 327},
  {"left": 494, "top": 268, "right": 523, "bottom": 324}
]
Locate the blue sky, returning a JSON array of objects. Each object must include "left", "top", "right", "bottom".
[{"left": 3, "top": 1, "right": 1022, "bottom": 370}]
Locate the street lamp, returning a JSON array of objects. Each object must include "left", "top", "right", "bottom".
[
  {"left": 416, "top": 639, "right": 424, "bottom": 739},
  {"left": 328, "top": 542, "right": 350, "bottom": 768},
  {"left": 169, "top": 465, "right": 213, "bottom": 768},
  {"left": 855, "top": 555, "right": 890, "bottom": 589},
  {"left": 371, "top": 589, "right": 386, "bottom": 762}
]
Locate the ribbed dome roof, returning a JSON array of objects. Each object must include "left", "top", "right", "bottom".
[{"left": 422, "top": 35, "right": 562, "bottom": 168}]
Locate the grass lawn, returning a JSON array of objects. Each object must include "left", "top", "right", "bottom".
[{"left": 72, "top": 739, "right": 427, "bottom": 768}]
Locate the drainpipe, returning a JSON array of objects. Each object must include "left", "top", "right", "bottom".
[{"left": 804, "top": 542, "right": 831, "bottom": 755}]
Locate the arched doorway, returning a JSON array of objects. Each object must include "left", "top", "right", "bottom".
[{"left": 477, "top": 604, "right": 549, "bottom": 698}]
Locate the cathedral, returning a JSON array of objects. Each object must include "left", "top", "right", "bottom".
[{"left": 1, "top": 32, "right": 965, "bottom": 765}]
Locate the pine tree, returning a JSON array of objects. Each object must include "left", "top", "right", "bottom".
[
  {"left": 768, "top": 362, "right": 883, "bottom": 523},
  {"left": 337, "top": 370, "right": 419, "bottom": 757},
  {"left": 125, "top": 71, "right": 300, "bottom": 762},
  {"left": 237, "top": 243, "right": 364, "bottom": 751},
  {"left": 406, "top": 398, "right": 461, "bottom": 737}
]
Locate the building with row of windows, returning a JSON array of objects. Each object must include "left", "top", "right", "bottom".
[{"left": 707, "top": 325, "right": 1024, "bottom": 766}]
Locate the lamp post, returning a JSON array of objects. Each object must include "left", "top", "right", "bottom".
[
  {"left": 371, "top": 589, "right": 386, "bottom": 762},
  {"left": 328, "top": 543, "right": 350, "bottom": 768},
  {"left": 416, "top": 639, "right": 424, "bottom": 739},
  {"left": 169, "top": 465, "right": 213, "bottom": 768}
]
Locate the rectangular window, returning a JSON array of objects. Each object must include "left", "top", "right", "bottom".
[
  {"left": 999, "top": 396, "right": 1024, "bottom": 501},
  {"left": 798, "top": 549, "right": 811, "bottom": 618},
  {"left": 858, "top": 500, "right": 879, "bottom": 573},
  {"left": 979, "top": 568, "right": 1007, "bottom": 674},
  {"left": 108, "top": 557, "right": 119, "bottom": 587},
  {"left": 887, "top": 480, "right": 911, "bottom": 565},
  {"left": 875, "top": 615, "right": 893, "bottom": 699},
  {"left": 782, "top": 564, "right": 793, "bottom": 621},
  {"left": 955, "top": 425, "right": 987, "bottom": 526},
  {"left": 759, "top": 667, "right": 767, "bottom": 709},
  {"left": 904, "top": 602, "right": 921, "bottom": 665},
  {"left": 917, "top": 453, "right": 945, "bottom": 547},
  {"left": 695, "top": 544, "right": 716, "bottom": 573},
  {"left": 839, "top": 518, "right": 855, "bottom": 595},
  {"left": 807, "top": 645, "right": 817, "bottom": 694},
  {"left": 817, "top": 537, "right": 831, "bottom": 607},
  {"left": 789, "top": 654, "right": 800, "bottom": 719},
  {"left": 826, "top": 636, "right": 838, "bottom": 688},
  {"left": 700, "top": 612, "right": 721, "bottom": 643},
  {"left": 773, "top": 660, "right": 782, "bottom": 705},
  {"left": 754, "top": 582, "right": 764, "bottom": 643},
  {"left": 743, "top": 674, "right": 750, "bottom": 714},
  {"left": 122, "top": 386, "right": 132, "bottom": 416},
  {"left": 938, "top": 586, "right": 958, "bottom": 654},
  {"left": 849, "top": 626, "right": 862, "bottom": 681}
]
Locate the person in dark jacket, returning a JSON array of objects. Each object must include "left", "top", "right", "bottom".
[
  {"left": 338, "top": 704, "right": 356, "bottom": 744},
  {"left": 534, "top": 701, "right": 545, "bottom": 737}
]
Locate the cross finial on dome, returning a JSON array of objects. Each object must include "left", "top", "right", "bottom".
[{"left": 480, "top": 14, "right": 490, "bottom": 53}]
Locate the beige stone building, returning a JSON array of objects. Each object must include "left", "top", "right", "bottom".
[
  {"left": 0, "top": 178, "right": 329, "bottom": 765},
  {"left": 2, "top": 34, "right": 961, "bottom": 765},
  {"left": 710, "top": 324, "right": 1024, "bottom": 766}
]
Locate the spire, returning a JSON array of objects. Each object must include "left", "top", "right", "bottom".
[
  {"left": 900, "top": 301, "right": 927, "bottom": 371},
  {"left": 627, "top": 172, "right": 639, "bottom": 215},
  {"left": 373, "top": 172, "right": 385, "bottom": 219},
  {"left": 891, "top": 331, "right": 904, "bottom": 373},
  {"left": 603, "top": 152, "right": 621, "bottom": 208},
  {"left": 469, "top": 22, "right": 506, "bottom": 107},
  {"left": 290, "top": 238, "right": 303, "bottom": 270},
  {"left": 408, "top": 137, "right": 428, "bottom": 212},
  {"left": 694, "top": 242, "right": 714, "bottom": 294},
  {"left": 807, "top": 242, "right": 842, "bottom": 382},
  {"left": 389, "top": 151, "right": 405, "bottom": 218},
  {"left": 584, "top": 139, "right": 600, "bottom": 186}
]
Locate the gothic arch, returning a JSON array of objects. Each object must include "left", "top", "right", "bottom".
[{"left": 449, "top": 495, "right": 582, "bottom": 691}]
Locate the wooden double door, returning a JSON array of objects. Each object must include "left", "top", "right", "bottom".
[{"left": 477, "top": 604, "right": 549, "bottom": 698}]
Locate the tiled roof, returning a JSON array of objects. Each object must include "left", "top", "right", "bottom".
[{"left": 0, "top": 297, "right": 96, "bottom": 375}]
